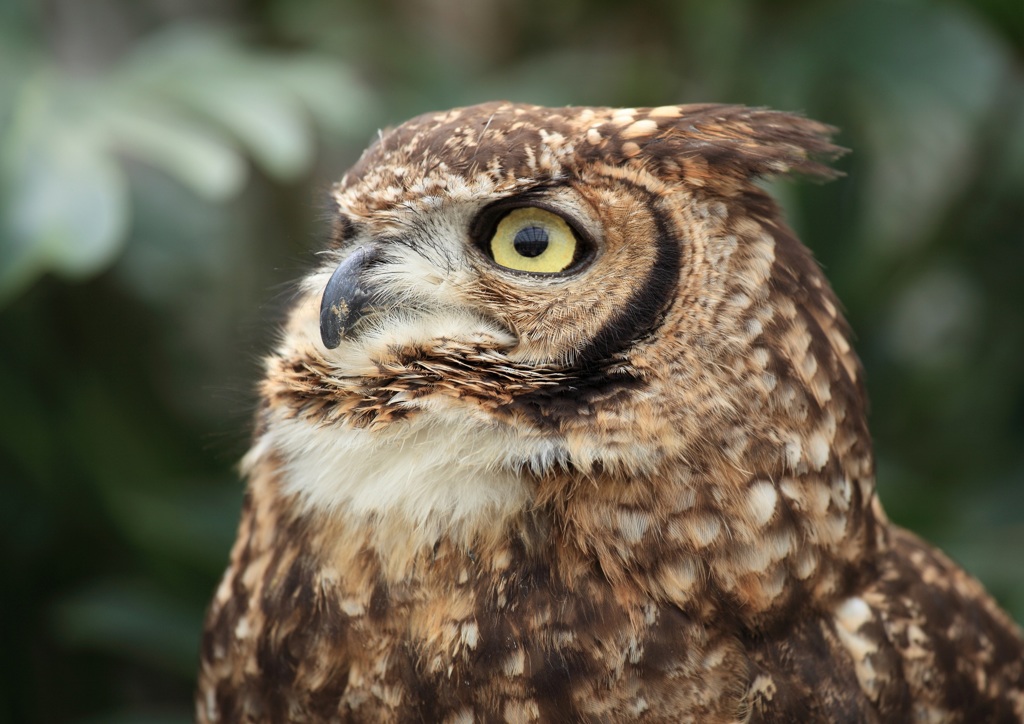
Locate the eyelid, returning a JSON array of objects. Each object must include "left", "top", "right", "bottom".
[
  {"left": 470, "top": 196, "right": 567, "bottom": 240},
  {"left": 470, "top": 199, "right": 597, "bottom": 274}
]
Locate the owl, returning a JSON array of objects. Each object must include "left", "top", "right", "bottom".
[{"left": 197, "top": 102, "right": 1024, "bottom": 722}]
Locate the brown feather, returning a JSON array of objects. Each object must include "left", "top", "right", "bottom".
[{"left": 197, "top": 102, "right": 1024, "bottom": 723}]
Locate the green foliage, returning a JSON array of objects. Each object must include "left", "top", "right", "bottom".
[
  {"left": 0, "top": 23, "right": 372, "bottom": 302},
  {"left": 1, "top": 1, "right": 1022, "bottom": 721}
]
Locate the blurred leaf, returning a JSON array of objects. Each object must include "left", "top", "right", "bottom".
[
  {"left": 177, "top": 76, "right": 313, "bottom": 180},
  {"left": 266, "top": 58, "right": 376, "bottom": 135},
  {"left": 0, "top": 73, "right": 129, "bottom": 301},
  {"left": 97, "top": 95, "right": 248, "bottom": 201},
  {"left": 0, "top": 24, "right": 39, "bottom": 130},
  {"left": 113, "top": 26, "right": 373, "bottom": 179},
  {"left": 0, "top": 23, "right": 373, "bottom": 304}
]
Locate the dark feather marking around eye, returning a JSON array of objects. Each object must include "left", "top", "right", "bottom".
[
  {"left": 497, "top": 183, "right": 678, "bottom": 430},
  {"left": 575, "top": 185, "right": 681, "bottom": 365}
]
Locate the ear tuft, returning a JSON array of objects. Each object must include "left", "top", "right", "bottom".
[
  {"left": 580, "top": 104, "right": 846, "bottom": 183},
  {"left": 678, "top": 105, "right": 846, "bottom": 181}
]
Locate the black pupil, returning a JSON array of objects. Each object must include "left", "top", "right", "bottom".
[{"left": 512, "top": 226, "right": 549, "bottom": 257}]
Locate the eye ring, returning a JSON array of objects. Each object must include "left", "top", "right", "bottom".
[{"left": 472, "top": 201, "right": 594, "bottom": 276}]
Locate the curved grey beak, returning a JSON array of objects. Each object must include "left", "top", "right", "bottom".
[{"left": 319, "top": 245, "right": 382, "bottom": 349}]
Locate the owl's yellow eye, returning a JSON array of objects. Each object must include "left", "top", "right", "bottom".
[{"left": 488, "top": 207, "right": 579, "bottom": 274}]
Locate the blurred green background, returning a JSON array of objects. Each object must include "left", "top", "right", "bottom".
[{"left": 1, "top": 0, "right": 1022, "bottom": 721}]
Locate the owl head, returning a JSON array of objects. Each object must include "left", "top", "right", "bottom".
[{"left": 256, "top": 102, "right": 871, "bottom": 566}]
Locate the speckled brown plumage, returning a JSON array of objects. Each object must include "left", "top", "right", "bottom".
[{"left": 197, "top": 102, "right": 1024, "bottom": 723}]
